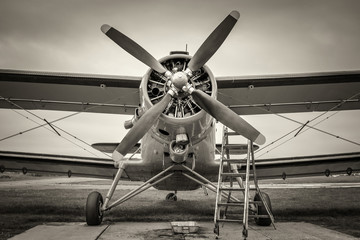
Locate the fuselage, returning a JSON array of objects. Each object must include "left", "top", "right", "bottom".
[{"left": 128, "top": 53, "right": 220, "bottom": 190}]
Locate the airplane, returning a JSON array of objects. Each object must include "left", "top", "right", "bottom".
[{"left": 0, "top": 10, "right": 360, "bottom": 230}]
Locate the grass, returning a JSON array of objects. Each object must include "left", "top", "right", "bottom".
[{"left": 0, "top": 173, "right": 360, "bottom": 239}]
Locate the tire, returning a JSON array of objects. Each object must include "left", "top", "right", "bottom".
[
  {"left": 166, "top": 193, "right": 177, "bottom": 201},
  {"left": 86, "top": 191, "right": 104, "bottom": 226},
  {"left": 254, "top": 192, "right": 272, "bottom": 226}
]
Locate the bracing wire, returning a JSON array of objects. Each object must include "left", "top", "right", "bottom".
[
  {"left": 0, "top": 88, "right": 139, "bottom": 143},
  {"left": 0, "top": 95, "right": 133, "bottom": 159},
  {"left": 3, "top": 107, "right": 100, "bottom": 158},
  {"left": 255, "top": 92, "right": 360, "bottom": 158},
  {"left": 217, "top": 90, "right": 360, "bottom": 158},
  {"left": 0, "top": 111, "right": 80, "bottom": 142}
]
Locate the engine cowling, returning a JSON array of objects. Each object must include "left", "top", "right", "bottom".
[{"left": 140, "top": 52, "right": 217, "bottom": 146}]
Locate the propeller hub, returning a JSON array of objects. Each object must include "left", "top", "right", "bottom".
[{"left": 171, "top": 71, "right": 188, "bottom": 90}]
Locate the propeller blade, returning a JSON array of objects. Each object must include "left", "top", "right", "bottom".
[
  {"left": 187, "top": 10, "right": 240, "bottom": 72},
  {"left": 112, "top": 93, "right": 172, "bottom": 162},
  {"left": 191, "top": 89, "right": 265, "bottom": 145},
  {"left": 101, "top": 24, "right": 168, "bottom": 74}
]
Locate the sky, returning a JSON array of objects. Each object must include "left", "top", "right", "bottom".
[{"left": 0, "top": 0, "right": 359, "bottom": 159}]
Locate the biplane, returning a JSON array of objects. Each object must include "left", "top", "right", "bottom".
[{"left": 0, "top": 10, "right": 359, "bottom": 230}]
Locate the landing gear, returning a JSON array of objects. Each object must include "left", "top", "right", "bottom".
[
  {"left": 254, "top": 192, "right": 272, "bottom": 226},
  {"left": 86, "top": 191, "right": 104, "bottom": 226},
  {"left": 166, "top": 192, "right": 177, "bottom": 201}
]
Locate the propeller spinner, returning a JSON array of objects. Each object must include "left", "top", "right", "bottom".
[{"left": 101, "top": 10, "right": 265, "bottom": 165}]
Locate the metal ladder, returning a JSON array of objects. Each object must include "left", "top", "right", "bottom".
[{"left": 214, "top": 126, "right": 275, "bottom": 239}]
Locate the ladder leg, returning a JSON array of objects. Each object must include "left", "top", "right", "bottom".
[
  {"left": 214, "top": 125, "right": 228, "bottom": 237},
  {"left": 242, "top": 140, "right": 252, "bottom": 239},
  {"left": 250, "top": 143, "right": 276, "bottom": 229},
  {"left": 214, "top": 222, "right": 220, "bottom": 238}
]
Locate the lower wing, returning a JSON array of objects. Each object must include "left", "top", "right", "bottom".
[{"left": 1, "top": 150, "right": 359, "bottom": 180}]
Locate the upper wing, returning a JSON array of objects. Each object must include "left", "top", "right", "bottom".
[
  {"left": 0, "top": 69, "right": 142, "bottom": 114},
  {"left": 2, "top": 69, "right": 359, "bottom": 115},
  {"left": 217, "top": 71, "right": 360, "bottom": 115}
]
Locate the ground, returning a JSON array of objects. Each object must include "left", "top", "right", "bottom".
[{"left": 0, "top": 172, "right": 359, "bottom": 239}]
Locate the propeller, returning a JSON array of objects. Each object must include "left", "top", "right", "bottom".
[
  {"left": 112, "top": 91, "right": 174, "bottom": 163},
  {"left": 190, "top": 88, "right": 265, "bottom": 145},
  {"left": 101, "top": 24, "right": 170, "bottom": 75},
  {"left": 101, "top": 24, "right": 172, "bottom": 164},
  {"left": 101, "top": 10, "right": 265, "bottom": 165},
  {"left": 187, "top": 10, "right": 240, "bottom": 72}
]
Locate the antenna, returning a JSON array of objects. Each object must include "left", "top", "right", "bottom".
[{"left": 185, "top": 44, "right": 188, "bottom": 52}]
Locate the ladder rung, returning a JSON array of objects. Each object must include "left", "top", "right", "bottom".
[
  {"left": 219, "top": 187, "right": 257, "bottom": 191},
  {"left": 221, "top": 172, "right": 245, "bottom": 177},
  {"left": 217, "top": 219, "right": 243, "bottom": 223},
  {"left": 248, "top": 215, "right": 270, "bottom": 219},
  {"left": 224, "top": 144, "right": 248, "bottom": 149},
  {"left": 222, "top": 159, "right": 247, "bottom": 163},
  {"left": 218, "top": 202, "right": 244, "bottom": 206},
  {"left": 220, "top": 173, "right": 254, "bottom": 178},
  {"left": 216, "top": 215, "right": 270, "bottom": 223},
  {"left": 218, "top": 200, "right": 263, "bottom": 206},
  {"left": 220, "top": 187, "right": 244, "bottom": 191}
]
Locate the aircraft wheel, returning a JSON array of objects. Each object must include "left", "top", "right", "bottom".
[
  {"left": 86, "top": 191, "right": 104, "bottom": 226},
  {"left": 166, "top": 192, "right": 177, "bottom": 201},
  {"left": 254, "top": 192, "right": 272, "bottom": 226}
]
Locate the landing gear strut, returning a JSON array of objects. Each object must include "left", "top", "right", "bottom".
[{"left": 85, "top": 162, "right": 240, "bottom": 226}]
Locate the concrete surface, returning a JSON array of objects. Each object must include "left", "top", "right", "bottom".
[
  {"left": 9, "top": 222, "right": 358, "bottom": 240},
  {"left": 9, "top": 222, "right": 108, "bottom": 240}
]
